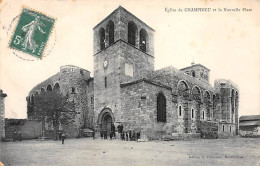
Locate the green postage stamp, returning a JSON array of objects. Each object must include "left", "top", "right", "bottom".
[{"left": 9, "top": 8, "right": 55, "bottom": 59}]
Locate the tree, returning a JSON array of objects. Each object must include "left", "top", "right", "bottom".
[{"left": 33, "top": 90, "right": 76, "bottom": 140}]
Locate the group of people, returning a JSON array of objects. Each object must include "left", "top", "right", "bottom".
[
  {"left": 100, "top": 131, "right": 116, "bottom": 140},
  {"left": 100, "top": 123, "right": 116, "bottom": 140},
  {"left": 120, "top": 130, "right": 141, "bottom": 141},
  {"left": 13, "top": 131, "right": 22, "bottom": 141},
  {"left": 99, "top": 123, "right": 141, "bottom": 141},
  {"left": 118, "top": 123, "right": 141, "bottom": 141}
]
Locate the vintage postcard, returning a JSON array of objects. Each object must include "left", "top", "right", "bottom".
[{"left": 0, "top": 0, "right": 259, "bottom": 166}]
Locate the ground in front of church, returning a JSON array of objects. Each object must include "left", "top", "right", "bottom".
[{"left": 1, "top": 137, "right": 259, "bottom": 166}]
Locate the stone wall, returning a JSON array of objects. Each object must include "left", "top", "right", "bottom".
[
  {"left": 200, "top": 121, "right": 236, "bottom": 139},
  {"left": 27, "top": 65, "right": 94, "bottom": 138},
  {"left": 240, "top": 126, "right": 260, "bottom": 137},
  {"left": 0, "top": 90, "right": 7, "bottom": 141},
  {"left": 121, "top": 79, "right": 174, "bottom": 140},
  {"left": 5, "top": 119, "right": 42, "bottom": 140},
  {"left": 218, "top": 122, "right": 236, "bottom": 139},
  {"left": 214, "top": 79, "right": 239, "bottom": 134}
]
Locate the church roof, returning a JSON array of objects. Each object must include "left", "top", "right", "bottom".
[
  {"left": 240, "top": 115, "right": 260, "bottom": 122},
  {"left": 180, "top": 63, "right": 210, "bottom": 71},
  {"left": 120, "top": 78, "right": 172, "bottom": 90}
]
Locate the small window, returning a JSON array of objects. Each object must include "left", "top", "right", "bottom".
[
  {"left": 105, "top": 77, "right": 107, "bottom": 88},
  {"left": 202, "top": 111, "right": 205, "bottom": 120},
  {"left": 72, "top": 87, "right": 75, "bottom": 93},
  {"left": 179, "top": 106, "right": 182, "bottom": 116},
  {"left": 230, "top": 126, "right": 232, "bottom": 133},
  {"left": 91, "top": 96, "right": 94, "bottom": 104},
  {"left": 223, "top": 125, "right": 225, "bottom": 132},
  {"left": 192, "top": 71, "right": 196, "bottom": 77},
  {"left": 191, "top": 109, "right": 194, "bottom": 119}
]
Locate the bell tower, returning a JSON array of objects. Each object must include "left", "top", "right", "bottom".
[{"left": 93, "top": 6, "right": 155, "bottom": 130}]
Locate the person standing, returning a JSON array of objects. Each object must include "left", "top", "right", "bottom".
[
  {"left": 117, "top": 124, "right": 122, "bottom": 139},
  {"left": 122, "top": 131, "right": 125, "bottom": 141},
  {"left": 93, "top": 129, "right": 95, "bottom": 140},
  {"left": 111, "top": 124, "right": 116, "bottom": 139},
  {"left": 110, "top": 131, "right": 113, "bottom": 140},
  {"left": 18, "top": 131, "right": 22, "bottom": 141},
  {"left": 61, "top": 133, "right": 65, "bottom": 144},
  {"left": 58, "top": 132, "right": 62, "bottom": 141},
  {"left": 13, "top": 131, "right": 17, "bottom": 142},
  {"left": 129, "top": 131, "right": 132, "bottom": 141},
  {"left": 125, "top": 132, "right": 128, "bottom": 141},
  {"left": 104, "top": 131, "right": 107, "bottom": 139},
  {"left": 100, "top": 131, "right": 103, "bottom": 139},
  {"left": 132, "top": 131, "right": 136, "bottom": 141}
]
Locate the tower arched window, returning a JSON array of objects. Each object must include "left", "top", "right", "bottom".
[
  {"left": 128, "top": 21, "right": 137, "bottom": 46},
  {"left": 54, "top": 83, "right": 60, "bottom": 91},
  {"left": 47, "top": 85, "right": 52, "bottom": 92},
  {"left": 203, "top": 91, "right": 211, "bottom": 103},
  {"left": 139, "top": 29, "right": 148, "bottom": 52},
  {"left": 99, "top": 27, "right": 105, "bottom": 50},
  {"left": 192, "top": 86, "right": 201, "bottom": 101},
  {"left": 107, "top": 21, "right": 114, "bottom": 45},
  {"left": 177, "top": 80, "right": 189, "bottom": 98},
  {"left": 192, "top": 71, "right": 196, "bottom": 77},
  {"left": 157, "top": 93, "right": 166, "bottom": 122}
]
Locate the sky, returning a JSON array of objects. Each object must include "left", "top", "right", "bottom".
[{"left": 0, "top": 0, "right": 259, "bottom": 119}]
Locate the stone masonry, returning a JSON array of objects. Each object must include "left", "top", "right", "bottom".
[
  {"left": 0, "top": 90, "right": 7, "bottom": 141},
  {"left": 27, "top": 65, "right": 94, "bottom": 138}
]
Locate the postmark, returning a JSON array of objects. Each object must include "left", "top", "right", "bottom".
[{"left": 9, "top": 7, "right": 55, "bottom": 59}]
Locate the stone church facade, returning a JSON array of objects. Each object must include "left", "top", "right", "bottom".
[{"left": 27, "top": 6, "right": 239, "bottom": 139}]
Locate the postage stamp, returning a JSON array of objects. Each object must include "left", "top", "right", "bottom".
[{"left": 9, "top": 8, "right": 55, "bottom": 59}]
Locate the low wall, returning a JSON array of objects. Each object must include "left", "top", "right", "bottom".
[
  {"left": 5, "top": 119, "right": 42, "bottom": 141},
  {"left": 239, "top": 126, "right": 260, "bottom": 137}
]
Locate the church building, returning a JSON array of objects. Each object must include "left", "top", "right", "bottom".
[{"left": 26, "top": 6, "right": 239, "bottom": 139}]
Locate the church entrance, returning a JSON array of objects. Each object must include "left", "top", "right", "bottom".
[
  {"left": 101, "top": 113, "right": 113, "bottom": 132},
  {"left": 97, "top": 108, "right": 115, "bottom": 139}
]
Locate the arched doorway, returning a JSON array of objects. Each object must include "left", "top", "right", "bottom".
[
  {"left": 101, "top": 113, "right": 113, "bottom": 132},
  {"left": 97, "top": 108, "right": 115, "bottom": 133}
]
